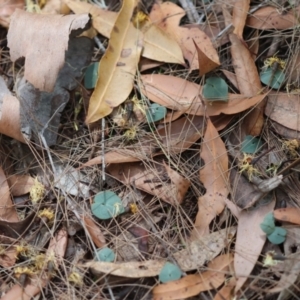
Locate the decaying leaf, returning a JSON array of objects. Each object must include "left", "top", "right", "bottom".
[
  {"left": 234, "top": 198, "right": 275, "bottom": 293},
  {"left": 150, "top": 1, "right": 218, "bottom": 70},
  {"left": 8, "top": 9, "right": 90, "bottom": 92},
  {"left": 192, "top": 119, "right": 228, "bottom": 237},
  {"left": 152, "top": 254, "right": 233, "bottom": 300},
  {"left": 83, "top": 215, "right": 106, "bottom": 248},
  {"left": 85, "top": 227, "right": 236, "bottom": 276},
  {"left": 86, "top": 0, "right": 143, "bottom": 123}
]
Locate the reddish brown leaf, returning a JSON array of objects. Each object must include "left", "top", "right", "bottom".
[
  {"left": 274, "top": 207, "right": 300, "bottom": 225},
  {"left": 232, "top": 0, "right": 250, "bottom": 39},
  {"left": 83, "top": 215, "right": 106, "bottom": 248},
  {"left": 191, "top": 119, "right": 228, "bottom": 237},
  {"left": 128, "top": 226, "right": 149, "bottom": 254},
  {"left": 7, "top": 174, "right": 35, "bottom": 196}
]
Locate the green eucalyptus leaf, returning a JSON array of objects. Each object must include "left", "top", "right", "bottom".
[
  {"left": 84, "top": 62, "right": 99, "bottom": 89},
  {"left": 260, "top": 212, "right": 275, "bottom": 235},
  {"left": 203, "top": 77, "right": 228, "bottom": 102},
  {"left": 267, "top": 227, "right": 287, "bottom": 244},
  {"left": 241, "top": 135, "right": 263, "bottom": 154},
  {"left": 146, "top": 103, "right": 167, "bottom": 123},
  {"left": 91, "top": 191, "right": 125, "bottom": 220},
  {"left": 260, "top": 67, "right": 285, "bottom": 90},
  {"left": 95, "top": 247, "right": 115, "bottom": 262},
  {"left": 159, "top": 262, "right": 182, "bottom": 283}
]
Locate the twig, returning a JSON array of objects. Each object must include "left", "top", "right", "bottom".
[{"left": 178, "top": 0, "right": 200, "bottom": 23}]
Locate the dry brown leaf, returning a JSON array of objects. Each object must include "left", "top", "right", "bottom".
[
  {"left": 7, "top": 174, "right": 35, "bottom": 196},
  {"left": 191, "top": 119, "right": 228, "bottom": 237},
  {"left": 223, "top": 6, "right": 264, "bottom": 135},
  {"left": 0, "top": 167, "right": 19, "bottom": 222},
  {"left": 265, "top": 92, "right": 300, "bottom": 132},
  {"left": 7, "top": 10, "right": 90, "bottom": 92},
  {"left": 152, "top": 254, "right": 233, "bottom": 299},
  {"left": 150, "top": 1, "right": 218, "bottom": 70},
  {"left": 65, "top": 0, "right": 184, "bottom": 64},
  {"left": 141, "top": 74, "right": 266, "bottom": 118},
  {"left": 0, "top": 236, "right": 17, "bottom": 268},
  {"left": 247, "top": 5, "right": 300, "bottom": 30},
  {"left": 232, "top": 0, "right": 250, "bottom": 39},
  {"left": 47, "top": 227, "right": 68, "bottom": 261},
  {"left": 0, "top": 0, "right": 24, "bottom": 27},
  {"left": 214, "top": 276, "right": 236, "bottom": 300},
  {"left": 83, "top": 215, "right": 106, "bottom": 248},
  {"left": 42, "top": 0, "right": 70, "bottom": 14},
  {"left": 139, "top": 57, "right": 163, "bottom": 72},
  {"left": 274, "top": 207, "right": 300, "bottom": 225},
  {"left": 194, "top": 39, "right": 220, "bottom": 76},
  {"left": 234, "top": 198, "right": 275, "bottom": 293},
  {"left": 85, "top": 227, "right": 236, "bottom": 276},
  {"left": 86, "top": 0, "right": 142, "bottom": 123}
]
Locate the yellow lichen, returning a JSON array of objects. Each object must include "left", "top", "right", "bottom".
[
  {"left": 30, "top": 177, "right": 45, "bottom": 203},
  {"left": 14, "top": 266, "right": 36, "bottom": 278},
  {"left": 68, "top": 270, "right": 83, "bottom": 286},
  {"left": 130, "top": 203, "right": 138, "bottom": 214},
  {"left": 282, "top": 139, "right": 300, "bottom": 158},
  {"left": 15, "top": 242, "right": 36, "bottom": 259},
  {"left": 264, "top": 55, "right": 286, "bottom": 70},
  {"left": 263, "top": 251, "right": 279, "bottom": 267},
  {"left": 238, "top": 153, "right": 260, "bottom": 181},
  {"left": 38, "top": 208, "right": 55, "bottom": 223}
]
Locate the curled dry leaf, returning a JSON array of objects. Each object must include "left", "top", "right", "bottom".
[
  {"left": 150, "top": 1, "right": 218, "bottom": 70},
  {"left": 7, "top": 10, "right": 90, "bottom": 92},
  {"left": 65, "top": 0, "right": 184, "bottom": 64},
  {"left": 85, "top": 227, "right": 236, "bottom": 276},
  {"left": 152, "top": 254, "right": 233, "bottom": 300},
  {"left": 7, "top": 174, "right": 35, "bottom": 196},
  {"left": 247, "top": 5, "right": 300, "bottom": 30},
  {"left": 274, "top": 207, "right": 300, "bottom": 225},
  {"left": 234, "top": 198, "right": 275, "bottom": 293},
  {"left": 86, "top": 0, "right": 143, "bottom": 123},
  {"left": 191, "top": 119, "right": 228, "bottom": 237},
  {"left": 83, "top": 215, "right": 106, "bottom": 248},
  {"left": 232, "top": 0, "right": 250, "bottom": 39}
]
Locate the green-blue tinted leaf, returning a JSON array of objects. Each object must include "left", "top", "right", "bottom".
[
  {"left": 260, "top": 67, "right": 285, "bottom": 90},
  {"left": 241, "top": 135, "right": 263, "bottom": 154},
  {"left": 146, "top": 103, "right": 167, "bottom": 123},
  {"left": 260, "top": 212, "right": 275, "bottom": 235},
  {"left": 159, "top": 262, "right": 182, "bottom": 283},
  {"left": 95, "top": 247, "right": 115, "bottom": 262},
  {"left": 203, "top": 77, "right": 228, "bottom": 102},
  {"left": 267, "top": 227, "right": 287, "bottom": 244},
  {"left": 84, "top": 62, "right": 99, "bottom": 89}
]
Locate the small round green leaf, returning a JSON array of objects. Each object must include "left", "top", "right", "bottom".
[
  {"left": 260, "top": 212, "right": 275, "bottom": 235},
  {"left": 84, "top": 62, "right": 99, "bottom": 89},
  {"left": 267, "top": 227, "right": 287, "bottom": 244},
  {"left": 159, "top": 262, "right": 182, "bottom": 283},
  {"left": 146, "top": 103, "right": 167, "bottom": 123},
  {"left": 241, "top": 135, "right": 263, "bottom": 154},
  {"left": 260, "top": 67, "right": 285, "bottom": 90},
  {"left": 91, "top": 191, "right": 125, "bottom": 220},
  {"left": 95, "top": 247, "right": 115, "bottom": 262},
  {"left": 203, "top": 77, "right": 228, "bottom": 102}
]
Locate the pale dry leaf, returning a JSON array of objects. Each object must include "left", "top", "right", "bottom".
[
  {"left": 7, "top": 174, "right": 35, "bottom": 196},
  {"left": 234, "top": 198, "right": 275, "bottom": 293},
  {"left": 0, "top": 167, "right": 19, "bottom": 222},
  {"left": 191, "top": 119, "right": 228, "bottom": 237},
  {"left": 86, "top": 0, "right": 142, "bottom": 123},
  {"left": 41, "top": 0, "right": 70, "bottom": 14},
  {"left": 83, "top": 215, "right": 106, "bottom": 248},
  {"left": 47, "top": 228, "right": 68, "bottom": 261},
  {"left": 232, "top": 0, "right": 250, "bottom": 39},
  {"left": 152, "top": 254, "right": 233, "bottom": 299},
  {"left": 7, "top": 9, "right": 90, "bottom": 92},
  {"left": 65, "top": 0, "right": 184, "bottom": 64},
  {"left": 85, "top": 227, "right": 236, "bottom": 276},
  {"left": 247, "top": 5, "right": 300, "bottom": 30},
  {"left": 150, "top": 1, "right": 218, "bottom": 70}
]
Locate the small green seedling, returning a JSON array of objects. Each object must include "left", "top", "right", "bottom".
[
  {"left": 260, "top": 67, "right": 285, "bottom": 90},
  {"left": 260, "top": 212, "right": 276, "bottom": 235},
  {"left": 202, "top": 77, "right": 228, "bottom": 102},
  {"left": 159, "top": 262, "right": 182, "bottom": 283},
  {"left": 267, "top": 227, "right": 287, "bottom": 245},
  {"left": 91, "top": 191, "right": 125, "bottom": 220},
  {"left": 241, "top": 135, "right": 263, "bottom": 154},
  {"left": 95, "top": 247, "right": 115, "bottom": 262},
  {"left": 84, "top": 62, "right": 99, "bottom": 89},
  {"left": 260, "top": 212, "right": 287, "bottom": 245},
  {"left": 146, "top": 103, "right": 167, "bottom": 123}
]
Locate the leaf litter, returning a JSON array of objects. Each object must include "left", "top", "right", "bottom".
[{"left": 1, "top": 0, "right": 300, "bottom": 299}]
